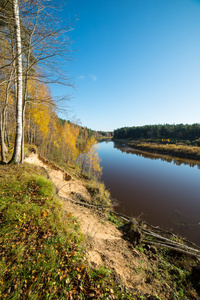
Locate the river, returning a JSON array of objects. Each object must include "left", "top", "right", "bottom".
[{"left": 97, "top": 141, "right": 200, "bottom": 246}]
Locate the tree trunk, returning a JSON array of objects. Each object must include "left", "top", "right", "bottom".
[
  {"left": 0, "top": 70, "right": 12, "bottom": 164},
  {"left": 0, "top": 110, "right": 7, "bottom": 164},
  {"left": 21, "top": 104, "right": 26, "bottom": 163},
  {"left": 27, "top": 113, "right": 31, "bottom": 144},
  {"left": 21, "top": 23, "right": 35, "bottom": 163},
  {"left": 5, "top": 115, "right": 9, "bottom": 148},
  {"left": 11, "top": 0, "right": 23, "bottom": 164}
]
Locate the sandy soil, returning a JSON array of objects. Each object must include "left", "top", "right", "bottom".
[{"left": 25, "top": 153, "right": 166, "bottom": 297}]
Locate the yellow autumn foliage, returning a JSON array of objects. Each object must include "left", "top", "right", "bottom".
[
  {"left": 77, "top": 136, "right": 102, "bottom": 178},
  {"left": 87, "top": 145, "right": 102, "bottom": 176},
  {"left": 26, "top": 80, "right": 51, "bottom": 138},
  {"left": 63, "top": 122, "right": 79, "bottom": 163}
]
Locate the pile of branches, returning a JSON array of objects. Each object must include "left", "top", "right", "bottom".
[{"left": 112, "top": 211, "right": 200, "bottom": 258}]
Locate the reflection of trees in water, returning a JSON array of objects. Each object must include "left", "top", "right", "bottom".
[
  {"left": 114, "top": 142, "right": 200, "bottom": 169},
  {"left": 98, "top": 138, "right": 112, "bottom": 144}
]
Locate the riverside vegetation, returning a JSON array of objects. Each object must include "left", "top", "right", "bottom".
[{"left": 1, "top": 144, "right": 200, "bottom": 299}]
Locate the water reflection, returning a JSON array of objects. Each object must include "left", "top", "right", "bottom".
[
  {"left": 98, "top": 138, "right": 112, "bottom": 143},
  {"left": 113, "top": 142, "right": 200, "bottom": 169},
  {"left": 97, "top": 141, "right": 200, "bottom": 246}
]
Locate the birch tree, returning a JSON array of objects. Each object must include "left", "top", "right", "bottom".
[
  {"left": 0, "top": 0, "right": 74, "bottom": 164},
  {"left": 19, "top": 0, "right": 74, "bottom": 162},
  {"left": 10, "top": 0, "right": 23, "bottom": 164}
]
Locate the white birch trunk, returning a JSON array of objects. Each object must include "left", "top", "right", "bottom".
[
  {"left": 0, "top": 111, "right": 7, "bottom": 163},
  {"left": 12, "top": 0, "right": 23, "bottom": 164}
]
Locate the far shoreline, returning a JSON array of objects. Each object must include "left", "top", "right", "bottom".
[{"left": 112, "top": 138, "right": 200, "bottom": 164}]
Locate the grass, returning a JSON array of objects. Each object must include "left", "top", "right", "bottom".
[
  {"left": 141, "top": 247, "right": 200, "bottom": 299},
  {"left": 0, "top": 163, "right": 133, "bottom": 299}
]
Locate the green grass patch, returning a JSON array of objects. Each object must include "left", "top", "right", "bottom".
[
  {"left": 150, "top": 248, "right": 200, "bottom": 299},
  {"left": 0, "top": 164, "right": 133, "bottom": 299},
  {"left": 107, "top": 213, "right": 123, "bottom": 227}
]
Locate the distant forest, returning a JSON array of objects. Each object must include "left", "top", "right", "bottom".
[{"left": 114, "top": 124, "right": 200, "bottom": 142}]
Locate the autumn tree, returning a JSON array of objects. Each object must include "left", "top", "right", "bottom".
[
  {"left": 61, "top": 121, "right": 79, "bottom": 164},
  {"left": 77, "top": 135, "right": 102, "bottom": 178},
  {"left": 0, "top": 0, "right": 74, "bottom": 164},
  {"left": 19, "top": 0, "right": 74, "bottom": 163},
  {"left": 24, "top": 78, "right": 53, "bottom": 145},
  {"left": 85, "top": 144, "right": 102, "bottom": 178},
  {"left": 0, "top": 0, "right": 100, "bottom": 174}
]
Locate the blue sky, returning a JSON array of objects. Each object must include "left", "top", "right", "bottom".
[{"left": 51, "top": 0, "right": 200, "bottom": 131}]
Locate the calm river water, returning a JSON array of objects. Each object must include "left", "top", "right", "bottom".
[{"left": 97, "top": 141, "right": 200, "bottom": 246}]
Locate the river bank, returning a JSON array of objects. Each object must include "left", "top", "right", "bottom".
[
  {"left": 113, "top": 138, "right": 200, "bottom": 161},
  {"left": 1, "top": 149, "right": 200, "bottom": 298}
]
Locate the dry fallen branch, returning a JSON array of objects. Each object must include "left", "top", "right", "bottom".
[
  {"left": 142, "top": 229, "right": 200, "bottom": 253},
  {"left": 143, "top": 240, "right": 200, "bottom": 258},
  {"left": 60, "top": 196, "right": 110, "bottom": 209}
]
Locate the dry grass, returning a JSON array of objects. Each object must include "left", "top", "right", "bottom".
[{"left": 126, "top": 140, "right": 200, "bottom": 160}]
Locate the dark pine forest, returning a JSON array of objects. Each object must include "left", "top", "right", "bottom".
[{"left": 114, "top": 124, "right": 200, "bottom": 145}]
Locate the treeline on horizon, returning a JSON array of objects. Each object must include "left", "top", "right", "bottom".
[{"left": 114, "top": 123, "right": 200, "bottom": 144}]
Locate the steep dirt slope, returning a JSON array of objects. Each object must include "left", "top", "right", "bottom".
[{"left": 24, "top": 153, "right": 182, "bottom": 298}]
